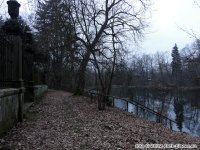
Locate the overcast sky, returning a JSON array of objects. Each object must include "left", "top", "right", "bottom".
[
  {"left": 1, "top": 0, "right": 200, "bottom": 55},
  {"left": 140, "top": 0, "right": 200, "bottom": 54}
]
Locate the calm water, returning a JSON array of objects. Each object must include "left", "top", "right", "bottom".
[{"left": 111, "top": 87, "right": 200, "bottom": 137}]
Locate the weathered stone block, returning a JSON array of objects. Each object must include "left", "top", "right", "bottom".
[
  {"left": 0, "top": 88, "right": 20, "bottom": 136},
  {"left": 33, "top": 85, "right": 48, "bottom": 99}
]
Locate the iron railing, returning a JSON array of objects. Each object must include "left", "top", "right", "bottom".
[
  {"left": 86, "top": 90, "right": 177, "bottom": 131},
  {"left": 0, "top": 30, "right": 16, "bottom": 88}
]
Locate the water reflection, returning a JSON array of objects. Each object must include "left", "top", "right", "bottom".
[
  {"left": 111, "top": 88, "right": 200, "bottom": 137},
  {"left": 173, "top": 93, "right": 184, "bottom": 131}
]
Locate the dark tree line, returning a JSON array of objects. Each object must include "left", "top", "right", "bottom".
[{"left": 109, "top": 42, "right": 200, "bottom": 88}]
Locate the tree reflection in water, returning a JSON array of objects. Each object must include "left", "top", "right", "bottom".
[
  {"left": 111, "top": 87, "right": 200, "bottom": 137},
  {"left": 173, "top": 91, "right": 184, "bottom": 131}
]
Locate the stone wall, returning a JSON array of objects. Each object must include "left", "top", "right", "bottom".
[
  {"left": 0, "top": 0, "right": 48, "bottom": 137},
  {"left": 34, "top": 85, "right": 48, "bottom": 99},
  {"left": 0, "top": 89, "right": 20, "bottom": 136},
  {"left": 0, "top": 85, "right": 48, "bottom": 136}
]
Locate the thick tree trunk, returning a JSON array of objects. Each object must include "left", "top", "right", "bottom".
[{"left": 74, "top": 51, "right": 91, "bottom": 95}]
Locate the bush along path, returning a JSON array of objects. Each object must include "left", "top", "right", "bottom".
[{"left": 0, "top": 90, "right": 199, "bottom": 149}]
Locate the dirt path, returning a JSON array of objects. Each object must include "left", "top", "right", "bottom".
[{"left": 0, "top": 90, "right": 199, "bottom": 149}]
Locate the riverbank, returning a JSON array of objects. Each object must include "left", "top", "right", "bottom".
[
  {"left": 0, "top": 90, "right": 199, "bottom": 149},
  {"left": 113, "top": 85, "right": 200, "bottom": 91}
]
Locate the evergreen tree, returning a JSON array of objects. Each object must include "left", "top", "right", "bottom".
[
  {"left": 171, "top": 44, "right": 182, "bottom": 85},
  {"left": 34, "top": 0, "right": 78, "bottom": 89}
]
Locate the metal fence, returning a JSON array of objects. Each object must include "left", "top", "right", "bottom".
[
  {"left": 87, "top": 90, "right": 177, "bottom": 131},
  {"left": 0, "top": 30, "right": 16, "bottom": 88}
]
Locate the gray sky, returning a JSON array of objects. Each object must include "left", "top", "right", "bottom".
[
  {"left": 140, "top": 0, "right": 200, "bottom": 54},
  {"left": 1, "top": 0, "right": 200, "bottom": 55}
]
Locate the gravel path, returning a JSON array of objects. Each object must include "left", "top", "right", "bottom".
[{"left": 0, "top": 90, "right": 199, "bottom": 149}]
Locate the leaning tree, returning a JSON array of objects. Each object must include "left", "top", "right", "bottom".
[{"left": 70, "top": 0, "right": 151, "bottom": 95}]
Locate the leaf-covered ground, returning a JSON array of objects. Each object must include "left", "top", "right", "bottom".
[{"left": 0, "top": 90, "right": 199, "bottom": 149}]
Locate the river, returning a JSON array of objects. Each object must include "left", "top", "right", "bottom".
[{"left": 111, "top": 87, "right": 200, "bottom": 137}]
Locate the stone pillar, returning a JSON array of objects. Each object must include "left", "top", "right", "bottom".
[
  {"left": 24, "top": 30, "right": 35, "bottom": 102},
  {"left": 2, "top": 0, "right": 24, "bottom": 122}
]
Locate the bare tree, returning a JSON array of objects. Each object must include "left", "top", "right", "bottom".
[
  {"left": 154, "top": 52, "right": 171, "bottom": 86},
  {"left": 91, "top": 21, "right": 120, "bottom": 110},
  {"left": 177, "top": 0, "right": 200, "bottom": 39},
  {"left": 70, "top": 0, "right": 151, "bottom": 95},
  {"left": 181, "top": 40, "right": 200, "bottom": 86}
]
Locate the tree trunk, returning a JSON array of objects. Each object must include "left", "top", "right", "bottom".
[
  {"left": 74, "top": 50, "right": 91, "bottom": 95},
  {"left": 98, "top": 87, "right": 106, "bottom": 110}
]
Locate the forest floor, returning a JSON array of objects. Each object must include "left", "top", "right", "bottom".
[{"left": 0, "top": 90, "right": 199, "bottom": 150}]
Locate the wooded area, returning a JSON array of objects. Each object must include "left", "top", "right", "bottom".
[
  {"left": 0, "top": 1, "right": 200, "bottom": 148},
  {"left": 1, "top": 0, "right": 200, "bottom": 110}
]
